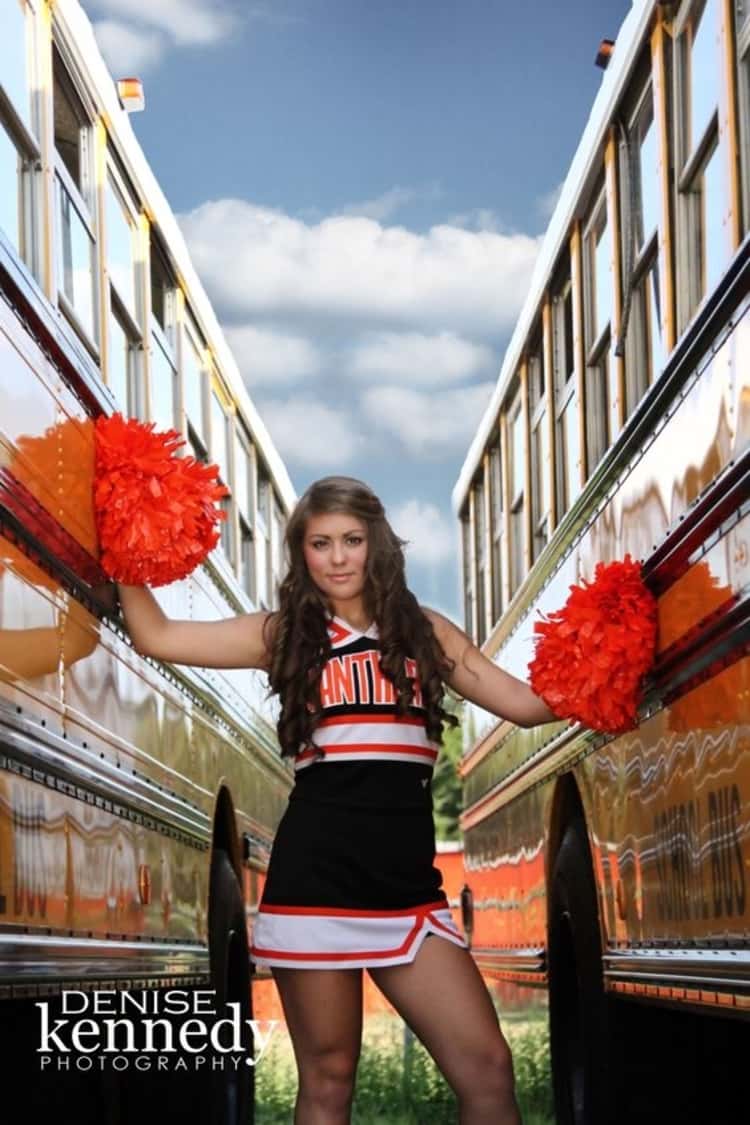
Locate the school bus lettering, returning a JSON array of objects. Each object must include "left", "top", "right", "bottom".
[
  {"left": 653, "top": 798, "right": 709, "bottom": 922},
  {"left": 653, "top": 785, "right": 745, "bottom": 922},
  {"left": 707, "top": 784, "right": 745, "bottom": 919}
]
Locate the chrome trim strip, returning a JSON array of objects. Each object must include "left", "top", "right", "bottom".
[
  {"left": 607, "top": 971, "right": 749, "bottom": 991},
  {"left": 461, "top": 723, "right": 590, "bottom": 825},
  {"left": 604, "top": 949, "right": 750, "bottom": 976},
  {"left": 468, "top": 948, "right": 547, "bottom": 973},
  {"left": 0, "top": 933, "right": 209, "bottom": 982},
  {"left": 0, "top": 702, "right": 211, "bottom": 846}
]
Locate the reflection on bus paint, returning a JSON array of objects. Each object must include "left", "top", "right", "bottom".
[
  {"left": 653, "top": 784, "right": 746, "bottom": 923},
  {"left": 12, "top": 785, "right": 47, "bottom": 919}
]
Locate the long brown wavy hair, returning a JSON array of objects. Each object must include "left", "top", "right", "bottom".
[{"left": 262, "top": 476, "right": 458, "bottom": 762}]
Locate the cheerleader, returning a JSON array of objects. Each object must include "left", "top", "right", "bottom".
[{"left": 117, "top": 475, "right": 557, "bottom": 1124}]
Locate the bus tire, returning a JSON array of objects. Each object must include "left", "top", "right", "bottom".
[
  {"left": 547, "top": 818, "right": 611, "bottom": 1125},
  {"left": 209, "top": 848, "right": 254, "bottom": 1125}
]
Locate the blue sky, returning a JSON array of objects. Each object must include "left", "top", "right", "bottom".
[{"left": 83, "top": 0, "right": 632, "bottom": 620}]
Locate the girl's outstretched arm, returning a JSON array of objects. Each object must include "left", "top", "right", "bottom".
[
  {"left": 116, "top": 583, "right": 277, "bottom": 670},
  {"left": 422, "top": 606, "right": 557, "bottom": 729}
]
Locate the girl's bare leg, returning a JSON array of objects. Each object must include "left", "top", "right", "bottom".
[
  {"left": 270, "top": 966, "right": 363, "bottom": 1124},
  {"left": 368, "top": 935, "right": 522, "bottom": 1124}
]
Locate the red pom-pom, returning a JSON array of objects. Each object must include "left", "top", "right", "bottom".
[
  {"left": 93, "top": 413, "right": 229, "bottom": 587},
  {"left": 528, "top": 555, "right": 657, "bottom": 734}
]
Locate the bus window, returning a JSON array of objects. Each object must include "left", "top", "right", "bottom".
[
  {"left": 461, "top": 505, "right": 474, "bottom": 638},
  {"left": 474, "top": 473, "right": 488, "bottom": 644},
  {"left": 508, "top": 391, "right": 526, "bottom": 598},
  {"left": 183, "top": 312, "right": 208, "bottom": 460},
  {"left": 528, "top": 332, "right": 550, "bottom": 561},
  {"left": 106, "top": 171, "right": 139, "bottom": 328},
  {"left": 488, "top": 437, "right": 503, "bottom": 622},
  {"left": 256, "top": 465, "right": 272, "bottom": 610},
  {"left": 150, "top": 329, "right": 177, "bottom": 431},
  {"left": 0, "top": 1, "right": 37, "bottom": 273},
  {"left": 136, "top": 229, "right": 176, "bottom": 424},
  {"left": 150, "top": 235, "right": 177, "bottom": 343},
  {"left": 271, "top": 497, "right": 286, "bottom": 609},
  {"left": 234, "top": 431, "right": 257, "bottom": 604},
  {"left": 674, "top": 0, "right": 732, "bottom": 327},
  {"left": 107, "top": 308, "right": 138, "bottom": 415},
  {"left": 104, "top": 151, "right": 147, "bottom": 415},
  {"left": 211, "top": 383, "right": 234, "bottom": 563},
  {"left": 0, "top": 1, "right": 33, "bottom": 133},
  {"left": 623, "top": 87, "right": 666, "bottom": 413},
  {"left": 552, "top": 275, "right": 580, "bottom": 516},
  {"left": 583, "top": 185, "right": 614, "bottom": 471},
  {"left": 53, "top": 46, "right": 97, "bottom": 346},
  {"left": 0, "top": 122, "right": 23, "bottom": 258},
  {"left": 734, "top": 0, "right": 750, "bottom": 234}
]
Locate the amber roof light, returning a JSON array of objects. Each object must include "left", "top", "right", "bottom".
[
  {"left": 595, "top": 39, "right": 615, "bottom": 69},
  {"left": 117, "top": 77, "right": 145, "bottom": 113}
]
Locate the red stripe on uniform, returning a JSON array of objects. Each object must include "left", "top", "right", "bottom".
[
  {"left": 317, "top": 713, "right": 425, "bottom": 726},
  {"left": 296, "top": 742, "right": 437, "bottom": 759},
  {"left": 326, "top": 621, "right": 352, "bottom": 643},
  {"left": 256, "top": 899, "right": 449, "bottom": 917},
  {"left": 426, "top": 912, "right": 463, "bottom": 938}
]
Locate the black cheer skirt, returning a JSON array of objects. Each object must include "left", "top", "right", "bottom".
[{"left": 249, "top": 788, "right": 467, "bottom": 970}]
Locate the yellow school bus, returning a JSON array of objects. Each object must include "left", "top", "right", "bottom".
[
  {"left": 0, "top": 1, "right": 295, "bottom": 1120},
  {"left": 453, "top": 1, "right": 749, "bottom": 1121}
]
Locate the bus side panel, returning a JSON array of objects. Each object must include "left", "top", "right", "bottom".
[
  {"left": 591, "top": 657, "right": 750, "bottom": 948},
  {"left": 0, "top": 769, "right": 212, "bottom": 941},
  {"left": 463, "top": 783, "right": 549, "bottom": 952},
  {"left": 461, "top": 294, "right": 750, "bottom": 968}
]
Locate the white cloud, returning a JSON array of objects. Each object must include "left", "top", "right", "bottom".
[
  {"left": 87, "top": 0, "right": 236, "bottom": 45},
  {"left": 339, "top": 183, "right": 441, "bottom": 223},
  {"left": 445, "top": 208, "right": 505, "bottom": 233},
  {"left": 389, "top": 499, "right": 457, "bottom": 567},
  {"left": 340, "top": 186, "right": 419, "bottom": 223},
  {"left": 350, "top": 330, "right": 493, "bottom": 385},
  {"left": 362, "top": 382, "right": 494, "bottom": 457},
  {"left": 177, "top": 199, "right": 541, "bottom": 336},
  {"left": 256, "top": 397, "right": 362, "bottom": 468},
  {"left": 92, "top": 20, "right": 164, "bottom": 72},
  {"left": 224, "top": 324, "right": 321, "bottom": 386}
]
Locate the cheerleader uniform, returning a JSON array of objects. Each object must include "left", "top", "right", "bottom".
[{"left": 249, "top": 614, "right": 468, "bottom": 970}]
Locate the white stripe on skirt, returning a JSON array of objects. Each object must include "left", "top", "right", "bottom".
[{"left": 250, "top": 902, "right": 467, "bottom": 970}]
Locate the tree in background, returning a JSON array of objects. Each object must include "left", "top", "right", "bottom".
[{"left": 433, "top": 691, "right": 464, "bottom": 842}]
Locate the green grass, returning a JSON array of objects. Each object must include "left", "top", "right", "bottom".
[{"left": 255, "top": 1009, "right": 554, "bottom": 1123}]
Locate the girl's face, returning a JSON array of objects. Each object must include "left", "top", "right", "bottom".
[{"left": 302, "top": 511, "right": 369, "bottom": 607}]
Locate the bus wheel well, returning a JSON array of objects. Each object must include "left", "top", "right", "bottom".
[
  {"left": 546, "top": 773, "right": 587, "bottom": 889},
  {"left": 207, "top": 786, "right": 254, "bottom": 1120},
  {"left": 211, "top": 785, "right": 242, "bottom": 880},
  {"left": 547, "top": 815, "right": 610, "bottom": 1123}
]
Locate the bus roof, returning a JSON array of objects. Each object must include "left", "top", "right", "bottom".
[{"left": 452, "top": 0, "right": 653, "bottom": 516}]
